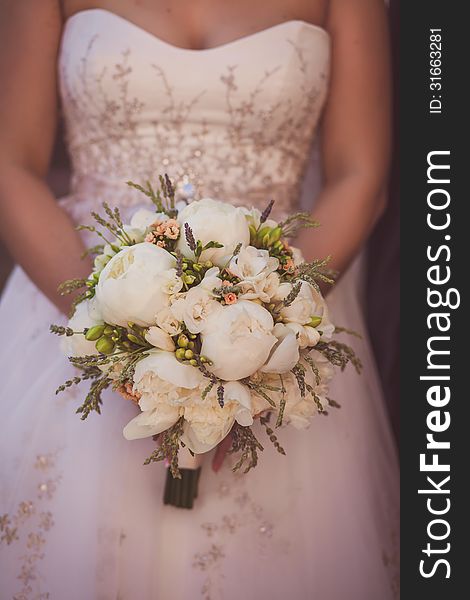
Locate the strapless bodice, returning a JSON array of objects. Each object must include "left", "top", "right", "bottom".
[{"left": 58, "top": 9, "right": 330, "bottom": 221}]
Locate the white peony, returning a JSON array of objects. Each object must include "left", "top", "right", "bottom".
[
  {"left": 123, "top": 350, "right": 203, "bottom": 440},
  {"left": 177, "top": 198, "right": 250, "bottom": 266},
  {"left": 63, "top": 298, "right": 103, "bottom": 357},
  {"left": 181, "top": 381, "right": 253, "bottom": 453},
  {"left": 170, "top": 267, "right": 222, "bottom": 334},
  {"left": 95, "top": 243, "right": 177, "bottom": 327},
  {"left": 201, "top": 300, "right": 277, "bottom": 380},
  {"left": 133, "top": 350, "right": 203, "bottom": 390},
  {"left": 181, "top": 405, "right": 234, "bottom": 453}
]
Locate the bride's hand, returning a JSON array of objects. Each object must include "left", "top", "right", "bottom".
[{"left": 0, "top": 1, "right": 90, "bottom": 315}]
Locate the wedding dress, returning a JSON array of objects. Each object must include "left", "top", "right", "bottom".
[{"left": 0, "top": 10, "right": 399, "bottom": 600}]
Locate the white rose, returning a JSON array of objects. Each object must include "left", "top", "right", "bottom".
[
  {"left": 96, "top": 243, "right": 176, "bottom": 327},
  {"left": 145, "top": 326, "right": 176, "bottom": 351},
  {"left": 170, "top": 267, "right": 222, "bottom": 334},
  {"left": 201, "top": 300, "right": 277, "bottom": 380},
  {"left": 177, "top": 198, "right": 250, "bottom": 266},
  {"left": 63, "top": 299, "right": 103, "bottom": 357}
]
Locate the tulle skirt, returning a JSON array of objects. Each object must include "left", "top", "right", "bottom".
[{"left": 0, "top": 252, "right": 399, "bottom": 600}]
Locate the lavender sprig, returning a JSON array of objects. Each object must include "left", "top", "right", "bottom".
[
  {"left": 260, "top": 199, "right": 275, "bottom": 224},
  {"left": 184, "top": 223, "right": 197, "bottom": 252}
]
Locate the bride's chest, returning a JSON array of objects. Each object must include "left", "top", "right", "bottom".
[{"left": 58, "top": 12, "right": 330, "bottom": 134}]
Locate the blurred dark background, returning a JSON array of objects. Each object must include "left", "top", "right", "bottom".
[{"left": 0, "top": 0, "right": 399, "bottom": 441}]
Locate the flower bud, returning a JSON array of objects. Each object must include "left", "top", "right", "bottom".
[
  {"left": 183, "top": 274, "right": 196, "bottom": 285},
  {"left": 175, "top": 348, "right": 186, "bottom": 361},
  {"left": 184, "top": 349, "right": 194, "bottom": 359},
  {"left": 189, "top": 359, "right": 198, "bottom": 367},
  {"left": 257, "top": 226, "right": 271, "bottom": 240},
  {"left": 127, "top": 334, "right": 141, "bottom": 345},
  {"left": 103, "top": 325, "right": 114, "bottom": 336},
  {"left": 308, "top": 316, "right": 322, "bottom": 328},
  {"left": 269, "top": 226, "right": 282, "bottom": 243},
  {"left": 84, "top": 324, "right": 106, "bottom": 341},
  {"left": 177, "top": 334, "right": 189, "bottom": 348},
  {"left": 95, "top": 337, "right": 115, "bottom": 354}
]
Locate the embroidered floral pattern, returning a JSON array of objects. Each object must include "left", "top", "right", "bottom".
[
  {"left": 192, "top": 464, "right": 290, "bottom": 600},
  {"left": 58, "top": 26, "right": 329, "bottom": 224},
  {"left": 1, "top": 451, "right": 61, "bottom": 599}
]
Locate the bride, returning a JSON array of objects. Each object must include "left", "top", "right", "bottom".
[{"left": 0, "top": 1, "right": 399, "bottom": 598}]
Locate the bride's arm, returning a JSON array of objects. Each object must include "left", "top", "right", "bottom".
[
  {"left": 296, "top": 0, "right": 391, "bottom": 280},
  {"left": 0, "top": 0, "right": 90, "bottom": 314}
]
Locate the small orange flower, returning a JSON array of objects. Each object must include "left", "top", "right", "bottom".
[
  {"left": 222, "top": 280, "right": 231, "bottom": 287},
  {"left": 224, "top": 293, "right": 237, "bottom": 305},
  {"left": 283, "top": 258, "right": 296, "bottom": 273},
  {"left": 145, "top": 232, "right": 156, "bottom": 243},
  {"left": 164, "top": 221, "right": 180, "bottom": 240},
  {"left": 156, "top": 240, "right": 166, "bottom": 248},
  {"left": 152, "top": 221, "right": 167, "bottom": 236},
  {"left": 117, "top": 382, "right": 141, "bottom": 404}
]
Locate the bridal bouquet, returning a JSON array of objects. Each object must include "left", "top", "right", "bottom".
[{"left": 52, "top": 176, "right": 360, "bottom": 508}]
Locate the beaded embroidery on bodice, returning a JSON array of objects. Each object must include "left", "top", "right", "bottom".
[{"left": 58, "top": 9, "right": 330, "bottom": 222}]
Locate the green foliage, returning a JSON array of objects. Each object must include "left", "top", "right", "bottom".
[
  {"left": 230, "top": 424, "right": 264, "bottom": 473},
  {"left": 143, "top": 418, "right": 185, "bottom": 478}
]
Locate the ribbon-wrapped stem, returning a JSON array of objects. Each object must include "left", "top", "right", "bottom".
[{"left": 163, "top": 446, "right": 204, "bottom": 509}]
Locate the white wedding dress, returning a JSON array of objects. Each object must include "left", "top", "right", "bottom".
[{"left": 0, "top": 10, "right": 399, "bottom": 600}]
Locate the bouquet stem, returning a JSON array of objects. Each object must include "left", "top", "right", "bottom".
[
  {"left": 163, "top": 467, "right": 202, "bottom": 509},
  {"left": 163, "top": 446, "right": 204, "bottom": 509}
]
